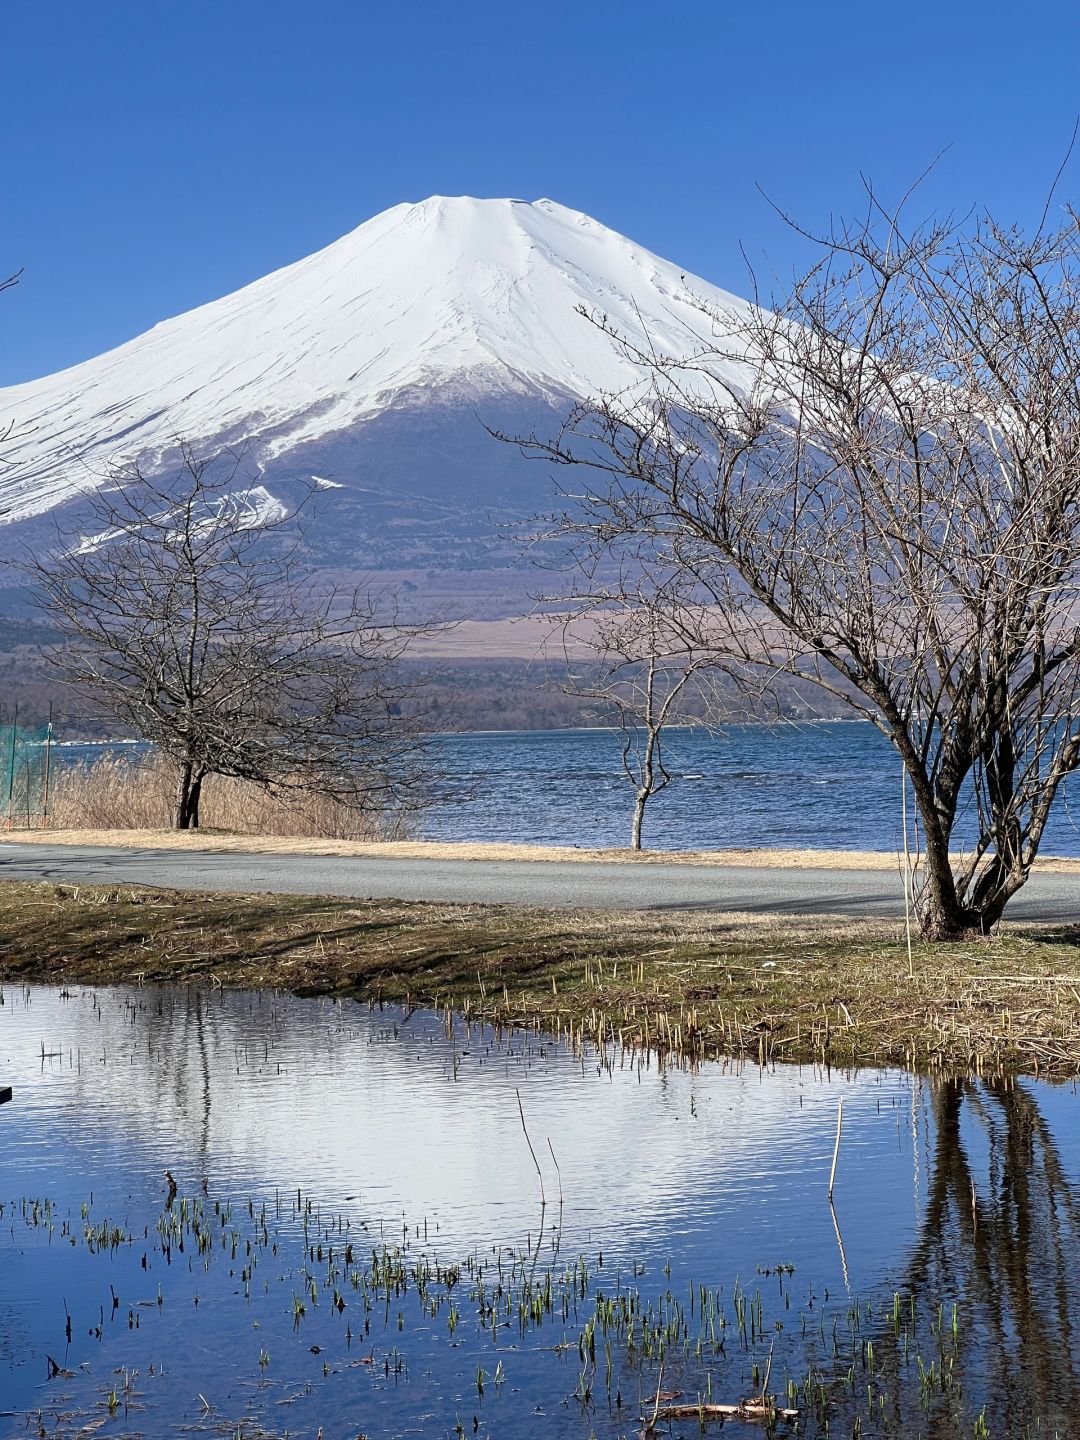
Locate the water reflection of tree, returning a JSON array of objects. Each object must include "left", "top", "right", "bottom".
[{"left": 871, "top": 1078, "right": 1080, "bottom": 1436}]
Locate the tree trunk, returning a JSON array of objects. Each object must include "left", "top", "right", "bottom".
[
  {"left": 918, "top": 805, "right": 1025, "bottom": 937},
  {"left": 187, "top": 774, "right": 203, "bottom": 829},
  {"left": 918, "top": 883, "right": 976, "bottom": 942},
  {"left": 174, "top": 762, "right": 193, "bottom": 830},
  {"left": 968, "top": 854, "right": 1025, "bottom": 933},
  {"left": 631, "top": 789, "right": 646, "bottom": 850},
  {"left": 918, "top": 819, "right": 976, "bottom": 941},
  {"left": 174, "top": 763, "right": 204, "bottom": 830}
]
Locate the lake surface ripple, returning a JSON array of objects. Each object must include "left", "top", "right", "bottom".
[{"left": 421, "top": 724, "right": 1080, "bottom": 855}]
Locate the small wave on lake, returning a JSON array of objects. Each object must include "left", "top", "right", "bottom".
[{"left": 422, "top": 722, "right": 1080, "bottom": 855}]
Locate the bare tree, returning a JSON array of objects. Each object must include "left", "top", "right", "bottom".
[
  {"left": 517, "top": 199, "right": 1080, "bottom": 938},
  {"left": 29, "top": 445, "right": 435, "bottom": 830},
  {"left": 562, "top": 595, "right": 716, "bottom": 849}
]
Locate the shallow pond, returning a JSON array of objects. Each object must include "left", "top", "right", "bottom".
[{"left": 1, "top": 984, "right": 1077, "bottom": 1438}]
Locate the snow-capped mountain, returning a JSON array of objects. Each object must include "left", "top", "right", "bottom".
[{"left": 0, "top": 197, "right": 757, "bottom": 604}]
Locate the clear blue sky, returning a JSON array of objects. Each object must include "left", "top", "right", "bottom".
[{"left": 3, "top": 0, "right": 1077, "bottom": 385}]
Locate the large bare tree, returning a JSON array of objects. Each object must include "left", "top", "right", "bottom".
[
  {"left": 30, "top": 445, "right": 434, "bottom": 829},
  {"left": 519, "top": 200, "right": 1080, "bottom": 938}
]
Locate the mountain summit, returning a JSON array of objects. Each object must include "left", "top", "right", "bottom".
[{"left": 0, "top": 198, "right": 755, "bottom": 600}]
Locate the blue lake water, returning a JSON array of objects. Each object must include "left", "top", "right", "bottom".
[
  {"left": 59, "top": 721, "right": 1080, "bottom": 855},
  {"left": 421, "top": 722, "right": 1080, "bottom": 855}
]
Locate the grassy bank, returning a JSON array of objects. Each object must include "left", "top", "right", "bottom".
[{"left": 1, "top": 880, "right": 1078, "bottom": 1076}]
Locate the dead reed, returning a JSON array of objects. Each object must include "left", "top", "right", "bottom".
[{"left": 45, "top": 755, "right": 406, "bottom": 841}]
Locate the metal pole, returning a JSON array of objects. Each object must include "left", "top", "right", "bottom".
[
  {"left": 42, "top": 704, "right": 54, "bottom": 828},
  {"left": 5, "top": 704, "right": 16, "bottom": 828}
]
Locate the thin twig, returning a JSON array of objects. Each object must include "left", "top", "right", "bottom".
[
  {"left": 516, "top": 1086, "right": 546, "bottom": 1209},
  {"left": 547, "top": 1136, "right": 564, "bottom": 1208},
  {"left": 828, "top": 1095, "right": 844, "bottom": 1200}
]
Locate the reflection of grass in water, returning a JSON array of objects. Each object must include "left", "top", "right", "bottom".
[
  {"left": 6, "top": 1184, "right": 998, "bottom": 1439},
  {"left": 2, "top": 881, "right": 1080, "bottom": 1075}
]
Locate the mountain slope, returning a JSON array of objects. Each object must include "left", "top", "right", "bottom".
[{"left": 0, "top": 198, "right": 756, "bottom": 525}]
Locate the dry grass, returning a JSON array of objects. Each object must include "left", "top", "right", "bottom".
[
  {"left": 1, "top": 881, "right": 1077, "bottom": 1077},
  {"left": 43, "top": 755, "right": 405, "bottom": 841}
]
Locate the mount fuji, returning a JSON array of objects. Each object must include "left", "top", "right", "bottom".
[{"left": 0, "top": 197, "right": 757, "bottom": 618}]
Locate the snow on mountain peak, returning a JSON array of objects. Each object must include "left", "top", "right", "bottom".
[{"left": 0, "top": 197, "right": 758, "bottom": 524}]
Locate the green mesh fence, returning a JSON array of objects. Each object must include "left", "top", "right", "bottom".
[{"left": 0, "top": 724, "right": 53, "bottom": 827}]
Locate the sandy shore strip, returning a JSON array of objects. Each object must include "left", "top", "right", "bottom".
[{"left": 4, "top": 828, "right": 1080, "bottom": 874}]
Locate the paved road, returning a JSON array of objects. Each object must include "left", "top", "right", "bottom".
[{"left": 1, "top": 843, "right": 1078, "bottom": 921}]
